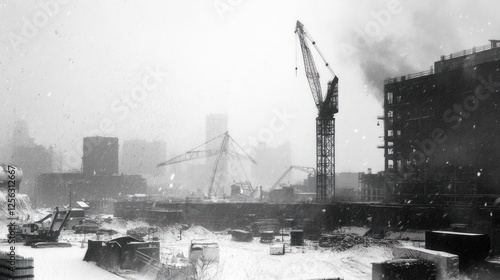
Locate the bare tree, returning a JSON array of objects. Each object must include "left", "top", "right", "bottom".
[{"left": 188, "top": 255, "right": 220, "bottom": 280}]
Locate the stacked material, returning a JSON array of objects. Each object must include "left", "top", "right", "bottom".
[{"left": 0, "top": 251, "right": 34, "bottom": 280}]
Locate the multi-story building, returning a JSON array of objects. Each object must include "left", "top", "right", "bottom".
[
  {"left": 383, "top": 40, "right": 500, "bottom": 201},
  {"left": 82, "top": 136, "right": 119, "bottom": 176},
  {"left": 206, "top": 114, "right": 228, "bottom": 146},
  {"left": 36, "top": 136, "right": 147, "bottom": 208}
]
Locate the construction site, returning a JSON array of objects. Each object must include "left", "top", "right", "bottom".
[{"left": 2, "top": 1, "right": 500, "bottom": 279}]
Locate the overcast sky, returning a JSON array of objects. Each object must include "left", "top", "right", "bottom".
[{"left": 1, "top": 0, "right": 498, "bottom": 173}]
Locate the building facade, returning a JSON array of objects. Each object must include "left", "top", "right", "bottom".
[
  {"left": 206, "top": 114, "right": 228, "bottom": 144},
  {"left": 383, "top": 40, "right": 500, "bottom": 200},
  {"left": 82, "top": 136, "right": 119, "bottom": 176},
  {"left": 35, "top": 173, "right": 147, "bottom": 208}
]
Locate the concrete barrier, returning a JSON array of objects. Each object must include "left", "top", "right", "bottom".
[
  {"left": 372, "top": 259, "right": 435, "bottom": 280},
  {"left": 426, "top": 230, "right": 490, "bottom": 271},
  {"left": 270, "top": 243, "right": 285, "bottom": 255},
  {"left": 393, "top": 246, "right": 459, "bottom": 280}
]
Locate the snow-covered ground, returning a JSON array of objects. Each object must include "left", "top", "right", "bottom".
[
  {"left": 0, "top": 244, "right": 123, "bottom": 280},
  {"left": 1, "top": 221, "right": 394, "bottom": 280},
  {"left": 0, "top": 192, "right": 396, "bottom": 280},
  {"left": 162, "top": 235, "right": 393, "bottom": 280}
]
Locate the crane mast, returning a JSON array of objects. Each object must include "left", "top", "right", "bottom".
[{"left": 295, "top": 20, "right": 339, "bottom": 202}]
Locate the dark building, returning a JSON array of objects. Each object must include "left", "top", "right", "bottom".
[
  {"left": 35, "top": 172, "right": 147, "bottom": 208},
  {"left": 5, "top": 120, "right": 53, "bottom": 196},
  {"left": 383, "top": 40, "right": 500, "bottom": 201},
  {"left": 358, "top": 171, "right": 385, "bottom": 202},
  {"left": 83, "top": 136, "right": 119, "bottom": 176}
]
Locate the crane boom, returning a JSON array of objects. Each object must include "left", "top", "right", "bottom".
[
  {"left": 295, "top": 21, "right": 323, "bottom": 109},
  {"left": 157, "top": 132, "right": 256, "bottom": 196},
  {"left": 270, "top": 165, "right": 316, "bottom": 190}
]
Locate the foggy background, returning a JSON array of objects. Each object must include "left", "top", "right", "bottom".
[{"left": 1, "top": 0, "right": 498, "bottom": 190}]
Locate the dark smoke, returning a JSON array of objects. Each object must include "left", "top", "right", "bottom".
[{"left": 354, "top": 0, "right": 473, "bottom": 102}]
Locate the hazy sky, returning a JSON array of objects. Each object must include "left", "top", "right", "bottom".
[{"left": 1, "top": 0, "right": 498, "bottom": 173}]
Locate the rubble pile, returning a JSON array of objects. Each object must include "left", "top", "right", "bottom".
[
  {"left": 126, "top": 226, "right": 159, "bottom": 240},
  {"left": 319, "top": 233, "right": 398, "bottom": 251}
]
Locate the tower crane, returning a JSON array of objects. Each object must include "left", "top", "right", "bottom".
[
  {"left": 295, "top": 20, "right": 339, "bottom": 202},
  {"left": 157, "top": 132, "right": 257, "bottom": 197}
]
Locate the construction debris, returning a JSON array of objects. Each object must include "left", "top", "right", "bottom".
[{"left": 319, "top": 233, "right": 398, "bottom": 251}]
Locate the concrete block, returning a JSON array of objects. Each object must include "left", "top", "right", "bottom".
[
  {"left": 270, "top": 243, "right": 285, "bottom": 255},
  {"left": 372, "top": 259, "right": 435, "bottom": 280},
  {"left": 426, "top": 230, "right": 490, "bottom": 270},
  {"left": 393, "top": 246, "right": 459, "bottom": 280}
]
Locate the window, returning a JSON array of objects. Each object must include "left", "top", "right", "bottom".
[{"left": 387, "top": 92, "right": 393, "bottom": 104}]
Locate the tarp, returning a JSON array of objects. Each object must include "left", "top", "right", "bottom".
[{"left": 393, "top": 246, "right": 458, "bottom": 280}]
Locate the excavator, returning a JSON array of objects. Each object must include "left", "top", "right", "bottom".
[{"left": 16, "top": 207, "right": 73, "bottom": 248}]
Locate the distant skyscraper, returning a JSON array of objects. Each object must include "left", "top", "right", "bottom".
[
  {"left": 206, "top": 114, "right": 228, "bottom": 141},
  {"left": 205, "top": 113, "right": 228, "bottom": 158},
  {"left": 8, "top": 120, "right": 52, "bottom": 198},
  {"left": 121, "top": 139, "right": 167, "bottom": 176},
  {"left": 82, "top": 136, "right": 119, "bottom": 176},
  {"left": 12, "top": 119, "right": 35, "bottom": 148}
]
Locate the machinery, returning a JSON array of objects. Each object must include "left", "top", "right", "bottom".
[
  {"left": 17, "top": 207, "right": 73, "bottom": 248},
  {"left": 157, "top": 132, "right": 257, "bottom": 197},
  {"left": 295, "top": 20, "right": 339, "bottom": 202},
  {"left": 270, "top": 165, "right": 316, "bottom": 191},
  {"left": 267, "top": 165, "right": 316, "bottom": 203}
]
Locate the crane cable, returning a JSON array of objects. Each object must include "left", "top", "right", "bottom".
[
  {"left": 295, "top": 33, "right": 298, "bottom": 76},
  {"left": 296, "top": 25, "right": 336, "bottom": 79}
]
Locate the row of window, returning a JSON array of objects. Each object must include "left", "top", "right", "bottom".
[{"left": 386, "top": 92, "right": 402, "bottom": 104}]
